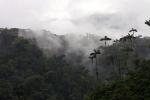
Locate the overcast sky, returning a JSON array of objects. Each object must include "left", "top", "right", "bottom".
[{"left": 0, "top": 0, "right": 150, "bottom": 37}]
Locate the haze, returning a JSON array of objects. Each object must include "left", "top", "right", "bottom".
[{"left": 0, "top": 0, "right": 150, "bottom": 38}]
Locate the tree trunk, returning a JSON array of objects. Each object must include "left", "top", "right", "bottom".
[{"left": 95, "top": 57, "right": 98, "bottom": 80}]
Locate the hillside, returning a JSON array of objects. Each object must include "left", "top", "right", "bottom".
[
  {"left": 0, "top": 27, "right": 150, "bottom": 100},
  {"left": 0, "top": 28, "right": 94, "bottom": 100}
]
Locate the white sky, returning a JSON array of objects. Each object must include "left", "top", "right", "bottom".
[{"left": 0, "top": 0, "right": 150, "bottom": 37}]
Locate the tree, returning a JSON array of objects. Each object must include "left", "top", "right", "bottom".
[
  {"left": 145, "top": 19, "right": 150, "bottom": 26},
  {"left": 84, "top": 60, "right": 150, "bottom": 100},
  {"left": 100, "top": 36, "right": 112, "bottom": 47},
  {"left": 89, "top": 49, "right": 101, "bottom": 80},
  {"left": 0, "top": 28, "right": 94, "bottom": 100},
  {"left": 129, "top": 28, "right": 137, "bottom": 35}
]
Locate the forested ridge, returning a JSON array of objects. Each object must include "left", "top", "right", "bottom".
[
  {"left": 0, "top": 28, "right": 94, "bottom": 100},
  {"left": 0, "top": 20, "right": 150, "bottom": 100},
  {"left": 85, "top": 21, "right": 150, "bottom": 100},
  {"left": 84, "top": 60, "right": 150, "bottom": 100}
]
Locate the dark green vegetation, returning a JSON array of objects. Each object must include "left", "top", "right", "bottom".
[
  {"left": 84, "top": 60, "right": 150, "bottom": 100},
  {"left": 0, "top": 20, "right": 150, "bottom": 100},
  {"left": 85, "top": 21, "right": 150, "bottom": 100},
  {"left": 0, "top": 28, "right": 94, "bottom": 100}
]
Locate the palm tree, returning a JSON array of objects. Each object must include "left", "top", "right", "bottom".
[
  {"left": 128, "top": 29, "right": 137, "bottom": 49},
  {"left": 119, "top": 33, "right": 136, "bottom": 42},
  {"left": 89, "top": 53, "right": 96, "bottom": 64},
  {"left": 94, "top": 49, "right": 101, "bottom": 81},
  {"left": 129, "top": 28, "right": 137, "bottom": 35},
  {"left": 118, "top": 30, "right": 137, "bottom": 79},
  {"left": 89, "top": 49, "right": 101, "bottom": 80},
  {"left": 100, "top": 36, "right": 112, "bottom": 46},
  {"left": 119, "top": 28, "right": 137, "bottom": 43}
]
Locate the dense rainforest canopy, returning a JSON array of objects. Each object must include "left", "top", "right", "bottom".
[
  {"left": 0, "top": 28, "right": 94, "bottom": 100},
  {"left": 84, "top": 60, "right": 150, "bottom": 100},
  {"left": 0, "top": 26, "right": 150, "bottom": 100}
]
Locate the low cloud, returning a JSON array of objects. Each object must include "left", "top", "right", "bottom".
[{"left": 0, "top": 0, "right": 150, "bottom": 37}]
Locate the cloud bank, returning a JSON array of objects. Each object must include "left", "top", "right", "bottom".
[{"left": 0, "top": 0, "right": 150, "bottom": 37}]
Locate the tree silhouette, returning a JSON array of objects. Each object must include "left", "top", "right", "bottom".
[
  {"left": 89, "top": 53, "right": 96, "bottom": 64},
  {"left": 127, "top": 28, "right": 137, "bottom": 48},
  {"left": 89, "top": 49, "right": 101, "bottom": 80},
  {"left": 100, "top": 36, "right": 112, "bottom": 46},
  {"left": 129, "top": 28, "right": 137, "bottom": 34},
  {"left": 117, "top": 29, "right": 137, "bottom": 78},
  {"left": 145, "top": 20, "right": 150, "bottom": 26},
  {"left": 119, "top": 33, "right": 136, "bottom": 42},
  {"left": 113, "top": 39, "right": 119, "bottom": 43}
]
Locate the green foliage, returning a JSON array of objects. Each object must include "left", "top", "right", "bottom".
[
  {"left": 84, "top": 60, "right": 150, "bottom": 100},
  {"left": 1, "top": 28, "right": 150, "bottom": 100},
  {"left": 0, "top": 28, "right": 94, "bottom": 100}
]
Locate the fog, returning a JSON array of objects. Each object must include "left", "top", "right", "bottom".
[
  {"left": 18, "top": 29, "right": 104, "bottom": 70},
  {"left": 0, "top": 0, "right": 150, "bottom": 37}
]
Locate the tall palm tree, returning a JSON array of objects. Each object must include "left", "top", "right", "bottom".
[
  {"left": 128, "top": 29, "right": 137, "bottom": 50},
  {"left": 119, "top": 33, "right": 136, "bottom": 42},
  {"left": 94, "top": 49, "right": 101, "bottom": 81},
  {"left": 89, "top": 53, "right": 96, "bottom": 64},
  {"left": 119, "top": 32, "right": 137, "bottom": 53},
  {"left": 129, "top": 28, "right": 137, "bottom": 35},
  {"left": 119, "top": 28, "right": 137, "bottom": 42},
  {"left": 89, "top": 49, "right": 101, "bottom": 80},
  {"left": 100, "top": 36, "right": 112, "bottom": 46},
  {"left": 118, "top": 30, "right": 137, "bottom": 78}
]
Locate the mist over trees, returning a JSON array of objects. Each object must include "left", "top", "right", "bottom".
[
  {"left": 84, "top": 20, "right": 150, "bottom": 100},
  {"left": 0, "top": 28, "right": 94, "bottom": 100},
  {"left": 0, "top": 19, "right": 150, "bottom": 100}
]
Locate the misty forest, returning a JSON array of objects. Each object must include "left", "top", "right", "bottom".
[
  {"left": 0, "top": 18, "right": 150, "bottom": 100},
  {"left": 1, "top": 17, "right": 150, "bottom": 100}
]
